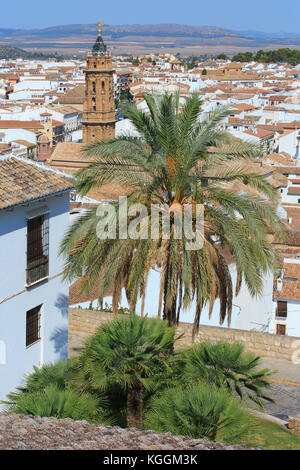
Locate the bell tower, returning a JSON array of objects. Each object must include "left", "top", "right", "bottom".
[{"left": 82, "top": 22, "right": 116, "bottom": 143}]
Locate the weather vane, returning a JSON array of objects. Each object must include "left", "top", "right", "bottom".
[{"left": 98, "top": 21, "right": 105, "bottom": 35}]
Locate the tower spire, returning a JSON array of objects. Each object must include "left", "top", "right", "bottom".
[
  {"left": 82, "top": 21, "right": 116, "bottom": 143},
  {"left": 98, "top": 21, "right": 105, "bottom": 35},
  {"left": 92, "top": 21, "right": 107, "bottom": 56}
]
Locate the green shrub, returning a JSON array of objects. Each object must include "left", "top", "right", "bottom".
[
  {"left": 144, "top": 382, "right": 254, "bottom": 443},
  {"left": 4, "top": 384, "right": 110, "bottom": 424},
  {"left": 76, "top": 312, "right": 177, "bottom": 428},
  {"left": 180, "top": 341, "right": 274, "bottom": 408},
  {"left": 2, "top": 359, "right": 78, "bottom": 406}
]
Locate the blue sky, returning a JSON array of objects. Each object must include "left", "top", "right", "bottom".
[{"left": 1, "top": 0, "right": 299, "bottom": 33}]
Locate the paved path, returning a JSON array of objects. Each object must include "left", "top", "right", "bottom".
[
  {"left": 258, "top": 358, "right": 300, "bottom": 420},
  {"left": 260, "top": 357, "right": 300, "bottom": 383}
]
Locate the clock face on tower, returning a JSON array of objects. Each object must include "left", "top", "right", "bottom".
[{"left": 82, "top": 24, "right": 116, "bottom": 143}]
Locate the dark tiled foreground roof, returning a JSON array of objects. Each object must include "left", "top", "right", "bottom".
[
  {"left": 0, "top": 158, "right": 73, "bottom": 210},
  {"left": 0, "top": 413, "right": 260, "bottom": 450}
]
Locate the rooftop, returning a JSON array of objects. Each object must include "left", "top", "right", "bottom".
[
  {"left": 274, "top": 261, "right": 300, "bottom": 301},
  {"left": 0, "top": 413, "right": 255, "bottom": 450},
  {"left": 0, "top": 157, "right": 73, "bottom": 210}
]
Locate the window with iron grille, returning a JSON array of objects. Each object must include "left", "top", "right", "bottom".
[
  {"left": 276, "top": 301, "right": 287, "bottom": 318},
  {"left": 26, "top": 305, "right": 41, "bottom": 347},
  {"left": 276, "top": 324, "right": 286, "bottom": 336},
  {"left": 26, "top": 214, "right": 49, "bottom": 286}
]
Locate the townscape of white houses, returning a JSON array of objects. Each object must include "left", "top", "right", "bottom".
[{"left": 1, "top": 39, "right": 300, "bottom": 404}]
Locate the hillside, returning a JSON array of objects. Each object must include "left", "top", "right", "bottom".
[
  {"left": 1, "top": 24, "right": 300, "bottom": 56},
  {"left": 0, "top": 45, "right": 65, "bottom": 60},
  {"left": 0, "top": 45, "right": 31, "bottom": 59}
]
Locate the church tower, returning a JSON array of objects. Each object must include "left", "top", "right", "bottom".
[{"left": 82, "top": 22, "right": 116, "bottom": 143}]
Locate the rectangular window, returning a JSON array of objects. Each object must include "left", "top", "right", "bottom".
[
  {"left": 26, "top": 306, "right": 41, "bottom": 347},
  {"left": 276, "top": 301, "right": 287, "bottom": 318},
  {"left": 26, "top": 214, "right": 49, "bottom": 286},
  {"left": 276, "top": 324, "right": 286, "bottom": 336}
]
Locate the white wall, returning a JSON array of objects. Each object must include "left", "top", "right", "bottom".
[
  {"left": 283, "top": 301, "right": 300, "bottom": 337},
  {"left": 0, "top": 128, "right": 37, "bottom": 144},
  {"left": 278, "top": 130, "right": 299, "bottom": 157},
  {"left": 0, "top": 192, "right": 70, "bottom": 404}
]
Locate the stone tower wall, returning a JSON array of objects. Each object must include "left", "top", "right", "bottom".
[{"left": 82, "top": 51, "right": 116, "bottom": 143}]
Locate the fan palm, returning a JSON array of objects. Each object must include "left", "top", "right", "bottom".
[
  {"left": 181, "top": 341, "right": 275, "bottom": 408},
  {"left": 61, "top": 92, "right": 285, "bottom": 330},
  {"left": 144, "top": 382, "right": 254, "bottom": 442},
  {"left": 2, "top": 359, "right": 77, "bottom": 405},
  {"left": 4, "top": 384, "right": 108, "bottom": 424},
  {"left": 75, "top": 312, "right": 177, "bottom": 429}
]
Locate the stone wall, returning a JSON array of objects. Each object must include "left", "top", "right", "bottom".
[
  {"left": 288, "top": 417, "right": 300, "bottom": 436},
  {"left": 68, "top": 308, "right": 299, "bottom": 362}
]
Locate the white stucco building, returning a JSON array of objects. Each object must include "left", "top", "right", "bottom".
[{"left": 0, "top": 157, "right": 73, "bottom": 405}]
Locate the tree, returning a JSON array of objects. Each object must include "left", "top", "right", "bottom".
[
  {"left": 4, "top": 359, "right": 76, "bottom": 397},
  {"left": 60, "top": 92, "right": 285, "bottom": 331},
  {"left": 232, "top": 52, "right": 254, "bottom": 62},
  {"left": 2, "top": 359, "right": 110, "bottom": 424},
  {"left": 4, "top": 384, "right": 108, "bottom": 424},
  {"left": 128, "top": 56, "right": 140, "bottom": 66},
  {"left": 216, "top": 54, "right": 227, "bottom": 60},
  {"left": 75, "top": 313, "right": 177, "bottom": 429},
  {"left": 180, "top": 341, "right": 275, "bottom": 408},
  {"left": 187, "top": 56, "right": 197, "bottom": 70},
  {"left": 144, "top": 382, "right": 254, "bottom": 442},
  {"left": 231, "top": 48, "right": 300, "bottom": 66}
]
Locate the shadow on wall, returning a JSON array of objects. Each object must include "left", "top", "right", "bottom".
[
  {"left": 55, "top": 293, "right": 69, "bottom": 319},
  {"left": 51, "top": 293, "right": 69, "bottom": 359},
  {"left": 50, "top": 327, "right": 68, "bottom": 360}
]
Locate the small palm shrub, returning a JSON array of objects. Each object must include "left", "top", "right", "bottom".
[
  {"left": 181, "top": 341, "right": 274, "bottom": 408},
  {"left": 76, "top": 312, "right": 177, "bottom": 429},
  {"left": 4, "top": 384, "right": 109, "bottom": 424},
  {"left": 3, "top": 359, "right": 78, "bottom": 406},
  {"left": 25, "top": 359, "right": 76, "bottom": 391},
  {"left": 144, "top": 382, "right": 255, "bottom": 443}
]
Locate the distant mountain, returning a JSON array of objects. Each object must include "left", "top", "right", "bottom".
[
  {"left": 238, "top": 30, "right": 300, "bottom": 39},
  {"left": 1, "top": 24, "right": 300, "bottom": 55},
  {"left": 0, "top": 45, "right": 59, "bottom": 59},
  {"left": 0, "top": 24, "right": 242, "bottom": 40}
]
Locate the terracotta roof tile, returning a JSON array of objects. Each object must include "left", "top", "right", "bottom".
[
  {"left": 274, "top": 262, "right": 300, "bottom": 301},
  {"left": 0, "top": 157, "right": 73, "bottom": 210},
  {"left": 288, "top": 186, "right": 300, "bottom": 195}
]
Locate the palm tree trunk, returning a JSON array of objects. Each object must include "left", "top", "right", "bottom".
[
  {"left": 126, "top": 385, "right": 143, "bottom": 429},
  {"left": 163, "top": 294, "right": 177, "bottom": 326},
  {"left": 162, "top": 252, "right": 177, "bottom": 326}
]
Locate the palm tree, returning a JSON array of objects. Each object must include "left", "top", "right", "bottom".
[
  {"left": 61, "top": 92, "right": 285, "bottom": 331},
  {"left": 144, "top": 382, "right": 254, "bottom": 442},
  {"left": 180, "top": 341, "right": 275, "bottom": 408},
  {"left": 75, "top": 313, "right": 177, "bottom": 429}
]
